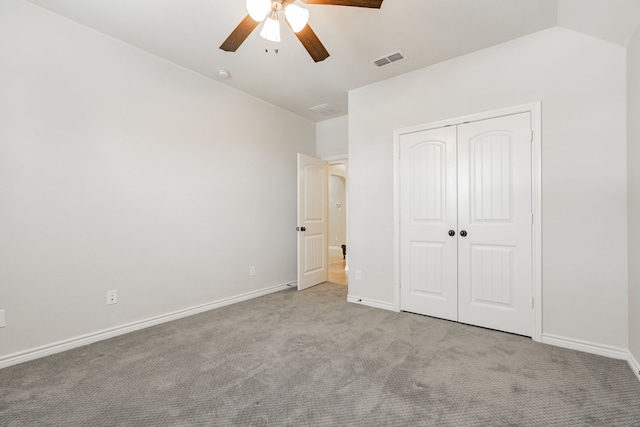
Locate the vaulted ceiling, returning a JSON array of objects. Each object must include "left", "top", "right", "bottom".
[{"left": 24, "top": 0, "right": 640, "bottom": 122}]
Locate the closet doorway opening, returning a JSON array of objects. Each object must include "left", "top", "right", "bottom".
[
  {"left": 328, "top": 161, "right": 348, "bottom": 285},
  {"left": 393, "top": 103, "right": 542, "bottom": 341}
]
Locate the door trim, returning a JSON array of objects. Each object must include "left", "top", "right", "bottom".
[{"left": 393, "top": 102, "right": 542, "bottom": 342}]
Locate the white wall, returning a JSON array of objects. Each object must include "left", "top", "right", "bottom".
[
  {"left": 628, "top": 24, "right": 640, "bottom": 366},
  {"left": 558, "top": 0, "right": 640, "bottom": 47},
  {"left": 316, "top": 115, "right": 348, "bottom": 159},
  {"left": 348, "top": 27, "right": 628, "bottom": 349},
  {"left": 0, "top": 0, "right": 315, "bottom": 361},
  {"left": 328, "top": 175, "right": 347, "bottom": 247}
]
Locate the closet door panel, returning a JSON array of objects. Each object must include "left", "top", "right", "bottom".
[
  {"left": 457, "top": 113, "right": 533, "bottom": 336},
  {"left": 399, "top": 126, "right": 458, "bottom": 321}
]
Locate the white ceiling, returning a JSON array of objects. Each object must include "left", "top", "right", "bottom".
[{"left": 23, "top": 0, "right": 640, "bottom": 122}]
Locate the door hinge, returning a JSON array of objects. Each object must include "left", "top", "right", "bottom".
[
  {"left": 532, "top": 297, "right": 535, "bottom": 308},
  {"left": 531, "top": 130, "right": 534, "bottom": 142}
]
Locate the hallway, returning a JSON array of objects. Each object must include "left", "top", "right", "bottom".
[{"left": 328, "top": 247, "right": 347, "bottom": 285}]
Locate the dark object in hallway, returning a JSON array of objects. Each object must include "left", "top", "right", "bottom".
[{"left": 341, "top": 244, "right": 346, "bottom": 259}]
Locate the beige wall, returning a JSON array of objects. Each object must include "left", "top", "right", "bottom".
[
  {"left": 348, "top": 27, "right": 628, "bottom": 349},
  {"left": 0, "top": 0, "right": 315, "bottom": 362}
]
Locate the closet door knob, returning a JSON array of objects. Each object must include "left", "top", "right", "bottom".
[
  {"left": 460, "top": 230, "right": 467, "bottom": 237},
  {"left": 448, "top": 230, "right": 455, "bottom": 237}
]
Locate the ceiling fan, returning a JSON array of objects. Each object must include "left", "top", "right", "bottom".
[{"left": 220, "top": 0, "right": 384, "bottom": 62}]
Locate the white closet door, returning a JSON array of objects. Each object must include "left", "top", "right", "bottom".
[
  {"left": 457, "top": 113, "right": 533, "bottom": 336},
  {"left": 399, "top": 113, "right": 533, "bottom": 337},
  {"left": 399, "top": 126, "right": 458, "bottom": 321}
]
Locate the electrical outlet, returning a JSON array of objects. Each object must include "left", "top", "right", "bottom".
[
  {"left": 0, "top": 309, "right": 5, "bottom": 328},
  {"left": 249, "top": 266, "right": 256, "bottom": 277},
  {"left": 107, "top": 290, "right": 118, "bottom": 305},
  {"left": 355, "top": 270, "right": 362, "bottom": 280}
]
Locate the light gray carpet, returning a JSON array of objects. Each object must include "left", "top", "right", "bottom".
[{"left": 1, "top": 282, "right": 639, "bottom": 426}]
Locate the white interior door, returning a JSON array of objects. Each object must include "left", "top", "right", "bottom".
[
  {"left": 297, "top": 153, "right": 328, "bottom": 290},
  {"left": 399, "top": 126, "right": 458, "bottom": 321},
  {"left": 399, "top": 113, "right": 533, "bottom": 336},
  {"left": 457, "top": 113, "right": 533, "bottom": 336}
]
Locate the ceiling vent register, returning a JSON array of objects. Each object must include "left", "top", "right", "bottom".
[
  {"left": 308, "top": 103, "right": 340, "bottom": 116},
  {"left": 371, "top": 50, "right": 408, "bottom": 68}
]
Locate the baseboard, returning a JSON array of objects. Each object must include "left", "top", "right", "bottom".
[
  {"left": 628, "top": 350, "right": 640, "bottom": 382},
  {"left": 541, "top": 333, "right": 628, "bottom": 360},
  {"left": 535, "top": 334, "right": 640, "bottom": 383},
  {"left": 347, "top": 295, "right": 397, "bottom": 312},
  {"left": 0, "top": 282, "right": 295, "bottom": 370}
]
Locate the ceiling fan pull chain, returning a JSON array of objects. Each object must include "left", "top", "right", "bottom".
[{"left": 264, "top": 40, "right": 280, "bottom": 56}]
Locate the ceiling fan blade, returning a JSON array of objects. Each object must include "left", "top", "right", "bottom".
[
  {"left": 302, "top": 0, "right": 383, "bottom": 8},
  {"left": 293, "top": 24, "right": 330, "bottom": 62},
  {"left": 220, "top": 15, "right": 260, "bottom": 52}
]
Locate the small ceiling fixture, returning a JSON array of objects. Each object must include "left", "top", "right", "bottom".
[
  {"left": 308, "top": 103, "right": 340, "bottom": 116},
  {"left": 220, "top": 0, "right": 384, "bottom": 63}
]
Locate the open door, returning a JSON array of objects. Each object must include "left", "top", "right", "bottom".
[{"left": 297, "top": 153, "right": 328, "bottom": 290}]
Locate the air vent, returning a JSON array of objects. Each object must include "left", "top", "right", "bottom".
[
  {"left": 308, "top": 103, "right": 341, "bottom": 116},
  {"left": 371, "top": 50, "right": 408, "bottom": 68}
]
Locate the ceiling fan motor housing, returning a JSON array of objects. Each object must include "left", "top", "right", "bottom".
[{"left": 271, "top": 0, "right": 296, "bottom": 12}]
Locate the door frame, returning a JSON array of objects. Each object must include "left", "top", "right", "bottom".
[{"left": 393, "top": 102, "right": 542, "bottom": 342}]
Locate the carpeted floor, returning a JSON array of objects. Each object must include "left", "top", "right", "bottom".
[{"left": 1, "top": 282, "right": 639, "bottom": 426}]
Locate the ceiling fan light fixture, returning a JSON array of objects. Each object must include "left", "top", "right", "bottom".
[
  {"left": 246, "top": 0, "right": 271, "bottom": 22},
  {"left": 259, "top": 11, "right": 281, "bottom": 42},
  {"left": 221, "top": 0, "right": 384, "bottom": 61},
  {"left": 284, "top": 4, "right": 309, "bottom": 33}
]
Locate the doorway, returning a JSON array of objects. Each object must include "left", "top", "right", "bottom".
[
  {"left": 394, "top": 103, "right": 542, "bottom": 341},
  {"left": 328, "top": 161, "right": 348, "bottom": 285}
]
